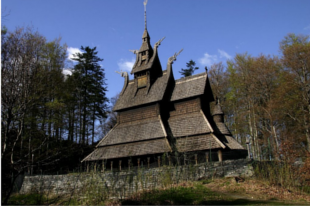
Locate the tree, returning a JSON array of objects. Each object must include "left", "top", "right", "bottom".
[
  {"left": 179, "top": 60, "right": 199, "bottom": 77},
  {"left": 1, "top": 27, "right": 68, "bottom": 204},
  {"left": 280, "top": 33, "right": 310, "bottom": 152},
  {"left": 70, "top": 46, "right": 108, "bottom": 145},
  {"left": 98, "top": 94, "right": 119, "bottom": 138}
]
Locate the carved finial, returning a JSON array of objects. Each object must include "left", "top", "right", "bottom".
[
  {"left": 168, "top": 48, "right": 183, "bottom": 64},
  {"left": 129, "top": 49, "right": 139, "bottom": 54},
  {"left": 115, "top": 70, "right": 128, "bottom": 77},
  {"left": 143, "top": 0, "right": 148, "bottom": 29},
  {"left": 155, "top": 36, "right": 165, "bottom": 48},
  {"left": 205, "top": 66, "right": 208, "bottom": 72}
]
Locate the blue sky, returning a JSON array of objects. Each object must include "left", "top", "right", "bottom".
[{"left": 2, "top": 0, "right": 310, "bottom": 100}]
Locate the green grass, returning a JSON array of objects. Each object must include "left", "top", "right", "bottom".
[
  {"left": 8, "top": 182, "right": 309, "bottom": 205},
  {"left": 122, "top": 183, "right": 234, "bottom": 205},
  {"left": 121, "top": 182, "right": 304, "bottom": 205},
  {"left": 8, "top": 194, "right": 47, "bottom": 205}
]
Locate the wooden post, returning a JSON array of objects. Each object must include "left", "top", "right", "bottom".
[
  {"left": 102, "top": 160, "right": 105, "bottom": 172},
  {"left": 206, "top": 152, "right": 209, "bottom": 163},
  {"left": 128, "top": 159, "right": 131, "bottom": 171},
  {"left": 87, "top": 162, "right": 89, "bottom": 173},
  {"left": 147, "top": 157, "right": 150, "bottom": 169},
  {"left": 111, "top": 161, "right": 113, "bottom": 171},
  {"left": 218, "top": 150, "right": 223, "bottom": 162},
  {"left": 119, "top": 160, "right": 122, "bottom": 171},
  {"left": 31, "top": 154, "right": 34, "bottom": 175},
  {"left": 168, "top": 155, "right": 171, "bottom": 166},
  {"left": 137, "top": 158, "right": 140, "bottom": 169},
  {"left": 94, "top": 161, "right": 97, "bottom": 172},
  {"left": 158, "top": 156, "right": 161, "bottom": 167},
  {"left": 195, "top": 154, "right": 198, "bottom": 165}
]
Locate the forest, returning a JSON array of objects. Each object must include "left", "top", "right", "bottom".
[
  {"left": 1, "top": 26, "right": 310, "bottom": 202},
  {"left": 208, "top": 34, "right": 310, "bottom": 160}
]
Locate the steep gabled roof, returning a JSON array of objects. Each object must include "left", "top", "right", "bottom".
[
  {"left": 215, "top": 122, "right": 232, "bottom": 136},
  {"left": 171, "top": 72, "right": 208, "bottom": 101},
  {"left": 113, "top": 72, "right": 169, "bottom": 111},
  {"left": 217, "top": 135, "right": 245, "bottom": 150},
  {"left": 176, "top": 134, "right": 224, "bottom": 153},
  {"left": 168, "top": 111, "right": 212, "bottom": 138},
  {"left": 83, "top": 139, "right": 172, "bottom": 161},
  {"left": 97, "top": 117, "right": 166, "bottom": 146},
  {"left": 213, "top": 103, "right": 224, "bottom": 115}
]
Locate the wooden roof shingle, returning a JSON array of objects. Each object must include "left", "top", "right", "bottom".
[
  {"left": 83, "top": 139, "right": 171, "bottom": 161},
  {"left": 171, "top": 73, "right": 207, "bottom": 101},
  {"left": 113, "top": 73, "right": 169, "bottom": 111},
  {"left": 168, "top": 111, "right": 212, "bottom": 138},
  {"left": 97, "top": 117, "right": 166, "bottom": 146},
  {"left": 215, "top": 122, "right": 232, "bottom": 136},
  {"left": 176, "top": 134, "right": 222, "bottom": 152},
  {"left": 218, "top": 135, "right": 245, "bottom": 150}
]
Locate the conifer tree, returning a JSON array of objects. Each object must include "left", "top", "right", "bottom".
[
  {"left": 179, "top": 60, "right": 199, "bottom": 77},
  {"left": 71, "top": 46, "right": 108, "bottom": 145}
]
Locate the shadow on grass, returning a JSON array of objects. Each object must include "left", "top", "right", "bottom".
[
  {"left": 122, "top": 197, "right": 296, "bottom": 205},
  {"left": 121, "top": 184, "right": 297, "bottom": 205}
]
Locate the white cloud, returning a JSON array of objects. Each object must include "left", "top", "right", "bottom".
[
  {"left": 218, "top": 49, "right": 232, "bottom": 59},
  {"left": 304, "top": 24, "right": 310, "bottom": 30},
  {"left": 199, "top": 50, "right": 232, "bottom": 67},
  {"left": 62, "top": 69, "right": 72, "bottom": 76},
  {"left": 117, "top": 58, "right": 135, "bottom": 72},
  {"left": 62, "top": 69, "right": 72, "bottom": 80},
  {"left": 198, "top": 53, "right": 218, "bottom": 67},
  {"left": 67, "top": 47, "right": 82, "bottom": 61}
]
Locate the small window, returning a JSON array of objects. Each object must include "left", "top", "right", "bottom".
[{"left": 138, "top": 75, "right": 147, "bottom": 88}]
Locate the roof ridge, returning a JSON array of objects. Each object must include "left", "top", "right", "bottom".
[{"left": 175, "top": 72, "right": 206, "bottom": 82}]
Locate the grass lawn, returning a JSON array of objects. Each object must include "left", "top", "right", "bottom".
[{"left": 7, "top": 178, "right": 310, "bottom": 205}]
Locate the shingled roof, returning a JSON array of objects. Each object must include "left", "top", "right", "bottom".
[
  {"left": 171, "top": 72, "right": 208, "bottom": 101},
  {"left": 168, "top": 111, "right": 213, "bottom": 138},
  {"left": 217, "top": 135, "right": 245, "bottom": 150},
  {"left": 213, "top": 102, "right": 224, "bottom": 115},
  {"left": 83, "top": 139, "right": 172, "bottom": 161},
  {"left": 97, "top": 117, "right": 166, "bottom": 146},
  {"left": 215, "top": 122, "right": 232, "bottom": 136},
  {"left": 113, "top": 73, "right": 169, "bottom": 111},
  {"left": 176, "top": 134, "right": 224, "bottom": 153}
]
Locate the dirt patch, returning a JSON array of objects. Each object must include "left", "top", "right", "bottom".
[{"left": 204, "top": 178, "right": 310, "bottom": 204}]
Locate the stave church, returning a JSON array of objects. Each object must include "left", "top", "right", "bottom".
[{"left": 82, "top": 4, "right": 247, "bottom": 170}]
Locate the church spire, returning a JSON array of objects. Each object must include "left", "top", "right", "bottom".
[{"left": 143, "top": 0, "right": 148, "bottom": 29}]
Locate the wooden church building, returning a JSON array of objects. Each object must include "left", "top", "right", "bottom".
[{"left": 82, "top": 7, "right": 247, "bottom": 169}]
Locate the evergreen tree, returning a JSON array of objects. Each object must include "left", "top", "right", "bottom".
[
  {"left": 179, "top": 60, "right": 199, "bottom": 77},
  {"left": 70, "top": 46, "right": 108, "bottom": 145}
]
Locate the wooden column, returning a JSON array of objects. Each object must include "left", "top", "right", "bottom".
[
  {"left": 195, "top": 154, "right": 198, "bottom": 165},
  {"left": 168, "top": 156, "right": 171, "bottom": 166},
  {"left": 158, "top": 156, "right": 161, "bottom": 167},
  {"left": 102, "top": 160, "right": 105, "bottom": 172},
  {"left": 137, "top": 158, "right": 140, "bottom": 169},
  {"left": 128, "top": 159, "right": 131, "bottom": 171},
  {"left": 87, "top": 162, "right": 89, "bottom": 173},
  {"left": 94, "top": 161, "right": 97, "bottom": 172},
  {"left": 111, "top": 161, "right": 113, "bottom": 171},
  {"left": 119, "top": 160, "right": 122, "bottom": 171},
  {"left": 147, "top": 157, "right": 150, "bottom": 169},
  {"left": 206, "top": 152, "right": 209, "bottom": 163},
  {"left": 31, "top": 154, "right": 34, "bottom": 175},
  {"left": 218, "top": 150, "right": 223, "bottom": 162}
]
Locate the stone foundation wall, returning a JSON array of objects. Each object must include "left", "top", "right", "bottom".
[{"left": 19, "top": 159, "right": 254, "bottom": 199}]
